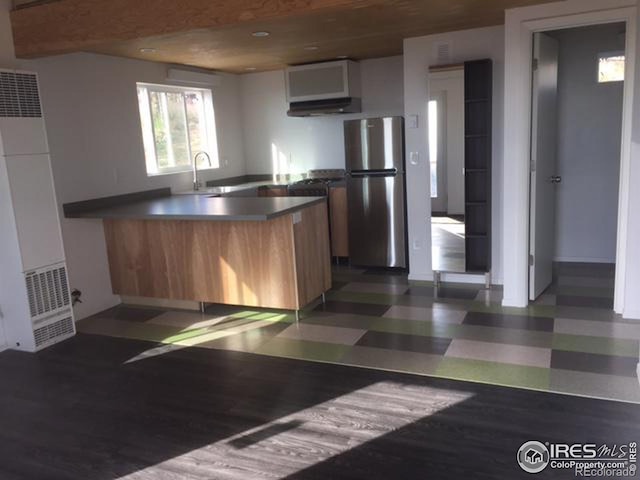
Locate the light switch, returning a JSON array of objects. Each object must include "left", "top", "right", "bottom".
[
  {"left": 409, "top": 152, "right": 419, "bottom": 166},
  {"left": 408, "top": 114, "right": 419, "bottom": 129}
]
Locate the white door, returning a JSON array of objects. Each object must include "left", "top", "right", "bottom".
[{"left": 529, "top": 33, "right": 560, "bottom": 300}]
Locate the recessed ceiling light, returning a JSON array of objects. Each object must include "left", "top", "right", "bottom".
[
  {"left": 304, "top": 46, "right": 319, "bottom": 51},
  {"left": 139, "top": 47, "right": 157, "bottom": 54},
  {"left": 252, "top": 31, "right": 270, "bottom": 37},
  {"left": 245, "top": 67, "right": 257, "bottom": 71},
  {"left": 336, "top": 55, "right": 349, "bottom": 59}
]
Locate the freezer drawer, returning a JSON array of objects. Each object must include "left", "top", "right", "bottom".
[
  {"left": 347, "top": 174, "right": 406, "bottom": 268},
  {"left": 344, "top": 117, "right": 404, "bottom": 172}
]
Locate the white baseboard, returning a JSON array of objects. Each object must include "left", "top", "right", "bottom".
[
  {"left": 553, "top": 256, "right": 615, "bottom": 264},
  {"left": 502, "top": 297, "right": 528, "bottom": 308},
  {"left": 622, "top": 309, "right": 640, "bottom": 321},
  {"left": 408, "top": 272, "right": 434, "bottom": 282}
]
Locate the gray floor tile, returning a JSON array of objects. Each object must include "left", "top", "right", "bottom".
[
  {"left": 406, "top": 286, "right": 480, "bottom": 300},
  {"left": 556, "top": 295, "right": 614, "bottom": 310},
  {"left": 455, "top": 324, "right": 554, "bottom": 348},
  {"left": 550, "top": 368, "right": 640, "bottom": 403},
  {"left": 356, "top": 330, "right": 451, "bottom": 355},
  {"left": 340, "top": 282, "right": 410, "bottom": 295},
  {"left": 554, "top": 305, "right": 619, "bottom": 322},
  {"left": 93, "top": 305, "right": 166, "bottom": 322},
  {"left": 340, "top": 346, "right": 443, "bottom": 375},
  {"left": 299, "top": 311, "right": 378, "bottom": 330},
  {"left": 445, "top": 339, "right": 552, "bottom": 368},
  {"left": 463, "top": 311, "right": 555, "bottom": 332},
  {"left": 277, "top": 323, "right": 366, "bottom": 345},
  {"left": 554, "top": 317, "right": 640, "bottom": 340},
  {"left": 383, "top": 305, "right": 467, "bottom": 324},
  {"left": 551, "top": 350, "right": 639, "bottom": 377},
  {"left": 313, "top": 300, "right": 390, "bottom": 317},
  {"left": 200, "top": 322, "right": 289, "bottom": 353}
]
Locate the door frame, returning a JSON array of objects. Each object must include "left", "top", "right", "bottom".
[{"left": 503, "top": 0, "right": 636, "bottom": 314}]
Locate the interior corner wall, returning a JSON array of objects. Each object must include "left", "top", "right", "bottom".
[
  {"left": 240, "top": 55, "right": 404, "bottom": 174},
  {"left": 623, "top": 4, "right": 640, "bottom": 320},
  {"left": 22, "top": 53, "right": 246, "bottom": 320},
  {"left": 403, "top": 25, "right": 505, "bottom": 283},
  {"left": 552, "top": 24, "right": 625, "bottom": 264}
]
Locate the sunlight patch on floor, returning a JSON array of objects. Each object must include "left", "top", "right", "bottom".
[{"left": 116, "top": 381, "right": 474, "bottom": 478}]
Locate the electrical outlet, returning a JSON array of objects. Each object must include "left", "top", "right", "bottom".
[
  {"left": 293, "top": 212, "right": 302, "bottom": 224},
  {"left": 409, "top": 152, "right": 419, "bottom": 166}
]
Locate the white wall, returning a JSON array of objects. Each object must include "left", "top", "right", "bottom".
[
  {"left": 403, "top": 26, "right": 505, "bottom": 283},
  {"left": 552, "top": 24, "right": 625, "bottom": 263},
  {"left": 24, "top": 53, "right": 246, "bottom": 320},
  {"left": 0, "top": 0, "right": 15, "bottom": 349},
  {"left": 625, "top": 4, "right": 640, "bottom": 319},
  {"left": 240, "top": 56, "right": 404, "bottom": 174}
]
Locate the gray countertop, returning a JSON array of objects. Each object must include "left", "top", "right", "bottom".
[{"left": 65, "top": 194, "right": 326, "bottom": 222}]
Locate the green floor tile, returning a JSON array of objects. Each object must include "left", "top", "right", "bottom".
[
  {"left": 254, "top": 337, "right": 351, "bottom": 363},
  {"left": 368, "top": 317, "right": 459, "bottom": 338},
  {"left": 553, "top": 333, "right": 640, "bottom": 358},
  {"left": 455, "top": 324, "right": 554, "bottom": 348},
  {"left": 436, "top": 357, "right": 551, "bottom": 391}
]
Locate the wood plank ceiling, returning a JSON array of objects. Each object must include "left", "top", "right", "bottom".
[{"left": 11, "top": 0, "right": 555, "bottom": 73}]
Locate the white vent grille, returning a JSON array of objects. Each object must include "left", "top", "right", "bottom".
[
  {"left": 434, "top": 42, "right": 452, "bottom": 65},
  {"left": 33, "top": 316, "right": 74, "bottom": 349},
  {"left": 25, "top": 265, "right": 70, "bottom": 319},
  {"left": 0, "top": 71, "right": 42, "bottom": 118}
]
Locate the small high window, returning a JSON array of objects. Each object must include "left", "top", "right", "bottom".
[
  {"left": 137, "top": 83, "right": 219, "bottom": 176},
  {"left": 598, "top": 52, "right": 625, "bottom": 83}
]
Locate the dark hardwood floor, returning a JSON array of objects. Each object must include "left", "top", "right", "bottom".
[{"left": 0, "top": 333, "right": 637, "bottom": 479}]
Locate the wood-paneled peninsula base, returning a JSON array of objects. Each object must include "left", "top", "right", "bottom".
[{"left": 104, "top": 202, "right": 330, "bottom": 310}]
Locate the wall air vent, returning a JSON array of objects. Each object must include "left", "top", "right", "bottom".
[
  {"left": 25, "top": 264, "right": 71, "bottom": 319},
  {"left": 33, "top": 316, "right": 74, "bottom": 350},
  {"left": 0, "top": 71, "right": 42, "bottom": 118}
]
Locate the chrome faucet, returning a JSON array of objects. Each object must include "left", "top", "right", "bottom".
[{"left": 193, "top": 151, "right": 211, "bottom": 191}]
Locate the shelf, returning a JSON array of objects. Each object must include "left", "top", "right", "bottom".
[
  {"left": 465, "top": 201, "right": 487, "bottom": 206},
  {"left": 465, "top": 98, "right": 490, "bottom": 103},
  {"left": 466, "top": 234, "right": 487, "bottom": 239},
  {"left": 465, "top": 168, "right": 487, "bottom": 173}
]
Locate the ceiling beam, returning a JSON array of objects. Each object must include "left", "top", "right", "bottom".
[{"left": 10, "top": 0, "right": 375, "bottom": 58}]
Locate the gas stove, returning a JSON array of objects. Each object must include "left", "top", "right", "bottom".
[{"left": 288, "top": 169, "right": 345, "bottom": 196}]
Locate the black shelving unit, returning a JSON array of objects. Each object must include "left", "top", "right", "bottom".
[{"left": 464, "top": 59, "right": 492, "bottom": 273}]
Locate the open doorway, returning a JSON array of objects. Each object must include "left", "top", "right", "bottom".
[{"left": 529, "top": 23, "right": 625, "bottom": 310}]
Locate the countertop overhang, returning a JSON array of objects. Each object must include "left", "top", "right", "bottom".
[{"left": 63, "top": 189, "right": 326, "bottom": 221}]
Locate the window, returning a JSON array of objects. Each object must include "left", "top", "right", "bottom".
[
  {"left": 598, "top": 52, "right": 625, "bottom": 83},
  {"left": 137, "top": 83, "right": 219, "bottom": 176},
  {"left": 428, "top": 99, "right": 438, "bottom": 198}
]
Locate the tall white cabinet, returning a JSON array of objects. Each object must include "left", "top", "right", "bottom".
[{"left": 0, "top": 69, "right": 75, "bottom": 352}]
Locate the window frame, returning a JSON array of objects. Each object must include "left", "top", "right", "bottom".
[
  {"left": 597, "top": 51, "right": 625, "bottom": 84},
  {"left": 137, "top": 82, "right": 220, "bottom": 177}
]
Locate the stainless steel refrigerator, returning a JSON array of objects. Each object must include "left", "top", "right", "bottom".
[{"left": 344, "top": 116, "right": 407, "bottom": 268}]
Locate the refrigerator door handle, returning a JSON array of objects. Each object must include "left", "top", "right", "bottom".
[{"left": 349, "top": 168, "right": 398, "bottom": 177}]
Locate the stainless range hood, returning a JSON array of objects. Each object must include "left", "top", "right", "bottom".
[
  {"left": 287, "top": 97, "right": 362, "bottom": 117},
  {"left": 285, "top": 60, "right": 361, "bottom": 117}
]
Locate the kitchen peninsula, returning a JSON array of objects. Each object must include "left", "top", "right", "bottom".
[{"left": 64, "top": 189, "right": 331, "bottom": 312}]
